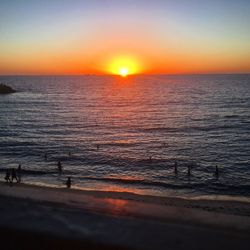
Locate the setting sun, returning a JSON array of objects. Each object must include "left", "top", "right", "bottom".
[
  {"left": 106, "top": 56, "right": 141, "bottom": 76},
  {"left": 119, "top": 68, "right": 129, "bottom": 77}
]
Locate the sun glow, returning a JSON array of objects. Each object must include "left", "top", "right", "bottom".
[
  {"left": 119, "top": 68, "right": 129, "bottom": 77},
  {"left": 107, "top": 56, "right": 140, "bottom": 76}
]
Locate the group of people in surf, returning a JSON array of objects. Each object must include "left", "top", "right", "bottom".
[
  {"left": 57, "top": 160, "right": 71, "bottom": 188},
  {"left": 5, "top": 164, "right": 22, "bottom": 183},
  {"left": 43, "top": 151, "right": 71, "bottom": 187},
  {"left": 4, "top": 160, "right": 72, "bottom": 188},
  {"left": 4, "top": 148, "right": 219, "bottom": 188}
]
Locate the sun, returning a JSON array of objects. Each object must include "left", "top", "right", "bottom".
[
  {"left": 106, "top": 56, "right": 140, "bottom": 76},
  {"left": 119, "top": 68, "right": 129, "bottom": 77}
]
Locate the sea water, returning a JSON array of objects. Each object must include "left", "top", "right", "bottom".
[{"left": 0, "top": 74, "right": 249, "bottom": 198}]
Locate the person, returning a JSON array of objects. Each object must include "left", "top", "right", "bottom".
[
  {"left": 4, "top": 169, "right": 11, "bottom": 183},
  {"left": 57, "top": 161, "right": 62, "bottom": 172},
  {"left": 174, "top": 161, "right": 178, "bottom": 175},
  {"left": 187, "top": 165, "right": 191, "bottom": 176},
  {"left": 215, "top": 165, "right": 219, "bottom": 177},
  {"left": 17, "top": 164, "right": 22, "bottom": 183},
  {"left": 149, "top": 156, "right": 152, "bottom": 162},
  {"left": 44, "top": 152, "right": 47, "bottom": 160},
  {"left": 11, "top": 168, "right": 18, "bottom": 183},
  {"left": 66, "top": 177, "right": 71, "bottom": 188},
  {"left": 96, "top": 144, "right": 100, "bottom": 150}
]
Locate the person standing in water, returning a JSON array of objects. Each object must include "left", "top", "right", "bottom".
[
  {"left": 66, "top": 177, "right": 71, "bottom": 188},
  {"left": 57, "top": 161, "right": 62, "bottom": 172},
  {"left": 4, "top": 169, "right": 11, "bottom": 183},
  {"left": 11, "top": 168, "right": 18, "bottom": 183},
  {"left": 17, "top": 164, "right": 22, "bottom": 183},
  {"left": 215, "top": 165, "right": 219, "bottom": 178},
  {"left": 149, "top": 155, "right": 152, "bottom": 162},
  {"left": 174, "top": 161, "right": 178, "bottom": 175}
]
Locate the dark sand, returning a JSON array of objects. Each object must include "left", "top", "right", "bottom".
[{"left": 0, "top": 182, "right": 249, "bottom": 250}]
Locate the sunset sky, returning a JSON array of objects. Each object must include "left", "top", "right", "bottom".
[{"left": 0, "top": 0, "right": 250, "bottom": 75}]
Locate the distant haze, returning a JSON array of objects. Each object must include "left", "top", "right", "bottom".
[{"left": 0, "top": 0, "right": 250, "bottom": 75}]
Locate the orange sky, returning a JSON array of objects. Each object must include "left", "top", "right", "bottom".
[{"left": 0, "top": 1, "right": 250, "bottom": 75}]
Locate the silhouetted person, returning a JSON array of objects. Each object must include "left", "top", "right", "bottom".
[
  {"left": 4, "top": 169, "right": 11, "bottom": 183},
  {"left": 187, "top": 165, "right": 191, "bottom": 176},
  {"left": 149, "top": 156, "right": 152, "bottom": 162},
  {"left": 96, "top": 144, "right": 100, "bottom": 150},
  {"left": 68, "top": 151, "right": 71, "bottom": 156},
  {"left": 11, "top": 168, "right": 18, "bottom": 183},
  {"left": 174, "top": 161, "right": 178, "bottom": 175},
  {"left": 57, "top": 161, "right": 62, "bottom": 172},
  {"left": 44, "top": 152, "right": 47, "bottom": 160},
  {"left": 17, "top": 164, "right": 22, "bottom": 183},
  {"left": 66, "top": 177, "right": 71, "bottom": 188},
  {"left": 215, "top": 165, "right": 219, "bottom": 178}
]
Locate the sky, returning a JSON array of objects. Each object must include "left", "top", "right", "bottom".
[{"left": 0, "top": 0, "right": 250, "bottom": 75}]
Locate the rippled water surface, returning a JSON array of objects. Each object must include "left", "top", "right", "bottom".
[{"left": 0, "top": 75, "right": 250, "bottom": 197}]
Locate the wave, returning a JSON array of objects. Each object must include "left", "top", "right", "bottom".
[
  {"left": 79, "top": 176, "right": 250, "bottom": 195},
  {"left": 141, "top": 124, "right": 241, "bottom": 133},
  {"left": 224, "top": 115, "right": 240, "bottom": 119},
  {"left": 0, "top": 168, "right": 56, "bottom": 175},
  {"left": 80, "top": 176, "right": 195, "bottom": 189}
]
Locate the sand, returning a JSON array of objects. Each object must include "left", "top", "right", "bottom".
[{"left": 0, "top": 181, "right": 249, "bottom": 250}]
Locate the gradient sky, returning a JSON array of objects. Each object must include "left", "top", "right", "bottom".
[{"left": 0, "top": 0, "right": 250, "bottom": 75}]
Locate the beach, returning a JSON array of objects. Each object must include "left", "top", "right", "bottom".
[{"left": 0, "top": 182, "right": 249, "bottom": 250}]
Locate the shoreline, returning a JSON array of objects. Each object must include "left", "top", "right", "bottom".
[
  {"left": 1, "top": 181, "right": 250, "bottom": 218},
  {"left": 2, "top": 174, "right": 250, "bottom": 204},
  {"left": 1, "top": 166, "right": 250, "bottom": 200}
]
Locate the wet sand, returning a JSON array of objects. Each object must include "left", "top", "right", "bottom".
[{"left": 0, "top": 182, "right": 249, "bottom": 250}]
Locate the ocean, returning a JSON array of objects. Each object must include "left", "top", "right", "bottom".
[{"left": 0, "top": 74, "right": 250, "bottom": 198}]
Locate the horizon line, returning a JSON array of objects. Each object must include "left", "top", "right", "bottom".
[{"left": 1, "top": 72, "right": 250, "bottom": 77}]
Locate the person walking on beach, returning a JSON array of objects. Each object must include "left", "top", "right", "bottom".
[
  {"left": 66, "top": 177, "right": 71, "bottom": 188},
  {"left": 11, "top": 168, "right": 18, "bottom": 183},
  {"left": 57, "top": 161, "right": 62, "bottom": 173},
  {"left": 4, "top": 169, "right": 11, "bottom": 183},
  {"left": 17, "top": 164, "right": 22, "bottom": 183}
]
